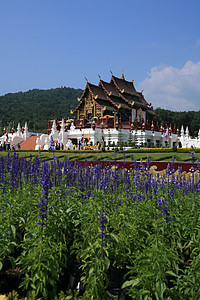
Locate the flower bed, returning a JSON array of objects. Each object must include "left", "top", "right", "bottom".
[{"left": 0, "top": 152, "right": 200, "bottom": 299}]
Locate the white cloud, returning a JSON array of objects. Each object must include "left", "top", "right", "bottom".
[{"left": 137, "top": 61, "right": 200, "bottom": 111}]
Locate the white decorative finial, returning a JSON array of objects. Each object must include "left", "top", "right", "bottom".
[
  {"left": 17, "top": 122, "right": 21, "bottom": 134},
  {"left": 181, "top": 125, "right": 184, "bottom": 137},
  {"left": 51, "top": 120, "right": 57, "bottom": 134},
  {"left": 60, "top": 118, "right": 65, "bottom": 132},
  {"left": 185, "top": 126, "right": 189, "bottom": 138},
  {"left": 24, "top": 122, "right": 28, "bottom": 131}
]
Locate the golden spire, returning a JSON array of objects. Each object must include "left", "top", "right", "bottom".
[{"left": 121, "top": 70, "right": 125, "bottom": 80}]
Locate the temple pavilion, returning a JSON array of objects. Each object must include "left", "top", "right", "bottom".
[
  {"left": 71, "top": 72, "right": 156, "bottom": 129},
  {"left": 44, "top": 72, "right": 178, "bottom": 149}
]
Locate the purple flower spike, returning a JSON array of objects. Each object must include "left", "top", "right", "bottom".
[
  {"left": 37, "top": 163, "right": 50, "bottom": 228},
  {"left": 158, "top": 197, "right": 170, "bottom": 223},
  {"left": 100, "top": 211, "right": 108, "bottom": 237}
]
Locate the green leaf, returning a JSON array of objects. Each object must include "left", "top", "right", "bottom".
[
  {"left": 141, "top": 289, "right": 151, "bottom": 295},
  {"left": 122, "top": 278, "right": 140, "bottom": 289},
  {"left": 109, "top": 232, "right": 119, "bottom": 243},
  {"left": 11, "top": 225, "right": 16, "bottom": 239},
  {"left": 19, "top": 217, "right": 25, "bottom": 224},
  {"left": 104, "top": 256, "right": 110, "bottom": 270},
  {"left": 8, "top": 256, "right": 16, "bottom": 269},
  {"left": 31, "top": 283, "right": 36, "bottom": 289},
  {"left": 0, "top": 261, "right": 3, "bottom": 271},
  {"left": 166, "top": 270, "right": 178, "bottom": 277},
  {"left": 89, "top": 267, "right": 94, "bottom": 275},
  {"left": 155, "top": 281, "right": 166, "bottom": 299}
]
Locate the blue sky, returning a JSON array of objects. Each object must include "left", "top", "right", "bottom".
[{"left": 0, "top": 0, "right": 200, "bottom": 111}]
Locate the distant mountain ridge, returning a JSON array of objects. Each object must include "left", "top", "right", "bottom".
[{"left": 0, "top": 87, "right": 199, "bottom": 136}]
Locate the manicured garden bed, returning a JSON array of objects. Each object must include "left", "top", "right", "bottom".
[{"left": 1, "top": 147, "right": 200, "bottom": 162}]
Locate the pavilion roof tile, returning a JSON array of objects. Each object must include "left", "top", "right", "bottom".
[
  {"left": 94, "top": 98, "right": 117, "bottom": 112},
  {"left": 99, "top": 80, "right": 119, "bottom": 97},
  {"left": 99, "top": 80, "right": 131, "bottom": 109},
  {"left": 111, "top": 75, "right": 139, "bottom": 96},
  {"left": 88, "top": 83, "right": 108, "bottom": 101}
]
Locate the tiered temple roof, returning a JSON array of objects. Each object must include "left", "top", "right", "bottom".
[{"left": 73, "top": 72, "right": 156, "bottom": 121}]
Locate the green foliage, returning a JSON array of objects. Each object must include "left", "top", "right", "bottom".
[
  {"left": 80, "top": 240, "right": 110, "bottom": 298},
  {"left": 19, "top": 239, "right": 67, "bottom": 299},
  {"left": 4, "top": 289, "right": 89, "bottom": 299}
]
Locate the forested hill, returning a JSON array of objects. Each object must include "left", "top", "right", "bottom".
[
  {"left": 154, "top": 108, "right": 200, "bottom": 138},
  {"left": 0, "top": 87, "right": 199, "bottom": 136},
  {"left": 0, "top": 87, "right": 83, "bottom": 133}
]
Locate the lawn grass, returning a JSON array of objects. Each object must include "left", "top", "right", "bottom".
[{"left": 0, "top": 149, "right": 199, "bottom": 162}]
